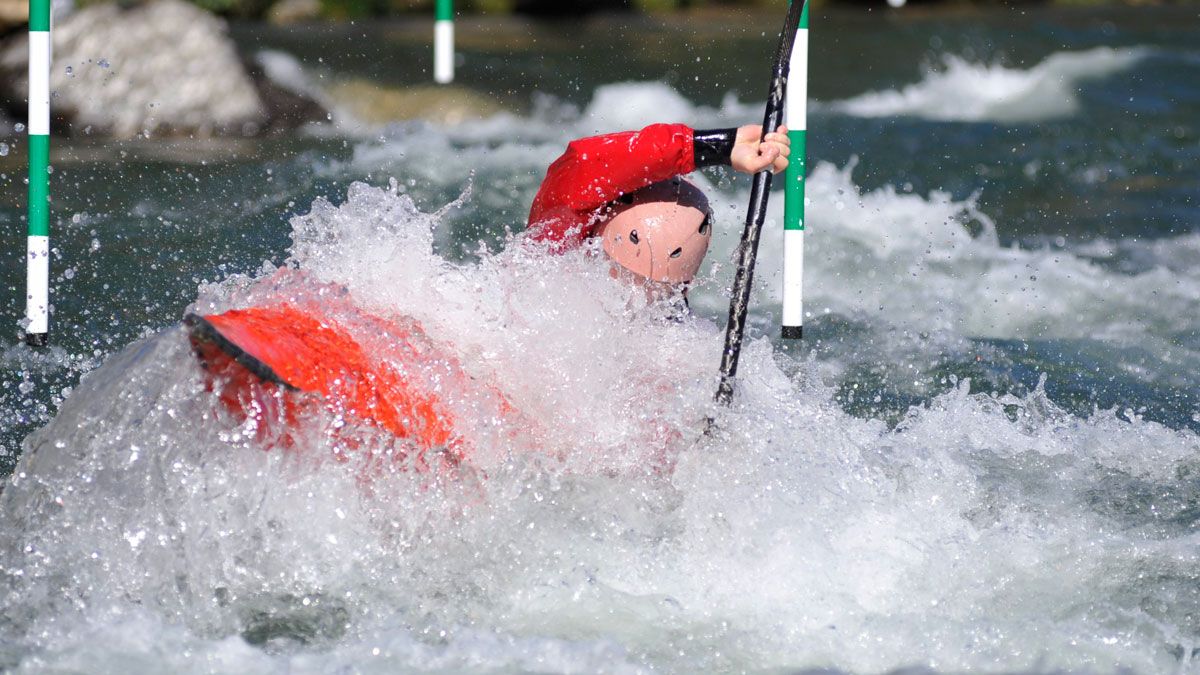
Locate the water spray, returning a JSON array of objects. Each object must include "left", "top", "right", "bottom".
[
  {"left": 25, "top": 0, "right": 51, "bottom": 347},
  {"left": 434, "top": 0, "right": 454, "bottom": 84},
  {"left": 781, "top": 2, "right": 808, "bottom": 341}
]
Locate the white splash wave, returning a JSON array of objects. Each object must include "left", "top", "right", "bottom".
[{"left": 829, "top": 47, "right": 1150, "bottom": 123}]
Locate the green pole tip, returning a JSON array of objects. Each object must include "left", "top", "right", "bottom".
[{"left": 29, "top": 0, "right": 51, "bottom": 30}]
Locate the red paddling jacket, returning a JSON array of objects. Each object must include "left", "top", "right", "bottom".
[{"left": 527, "top": 123, "right": 736, "bottom": 250}]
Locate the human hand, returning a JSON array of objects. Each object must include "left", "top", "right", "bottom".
[{"left": 730, "top": 124, "right": 790, "bottom": 175}]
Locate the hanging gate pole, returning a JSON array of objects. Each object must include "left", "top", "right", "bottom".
[
  {"left": 434, "top": 0, "right": 454, "bottom": 84},
  {"left": 25, "top": 0, "right": 51, "bottom": 347},
  {"left": 781, "top": 2, "right": 809, "bottom": 340},
  {"left": 714, "top": 0, "right": 807, "bottom": 407}
]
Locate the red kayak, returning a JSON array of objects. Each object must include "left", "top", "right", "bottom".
[{"left": 186, "top": 300, "right": 522, "bottom": 471}]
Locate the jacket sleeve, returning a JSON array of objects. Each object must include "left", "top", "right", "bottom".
[{"left": 527, "top": 123, "right": 697, "bottom": 250}]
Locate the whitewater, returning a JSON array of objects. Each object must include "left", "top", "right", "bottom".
[{"left": 1, "top": 17, "right": 1199, "bottom": 674}]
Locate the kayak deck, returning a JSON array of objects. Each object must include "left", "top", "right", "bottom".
[{"left": 184, "top": 304, "right": 467, "bottom": 468}]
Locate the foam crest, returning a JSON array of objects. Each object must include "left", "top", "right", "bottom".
[
  {"left": 830, "top": 47, "right": 1149, "bottom": 123},
  {"left": 579, "top": 81, "right": 702, "bottom": 133},
  {"left": 256, "top": 49, "right": 324, "bottom": 105}
]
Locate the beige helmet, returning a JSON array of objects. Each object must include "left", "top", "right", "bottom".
[{"left": 595, "top": 178, "right": 713, "bottom": 284}]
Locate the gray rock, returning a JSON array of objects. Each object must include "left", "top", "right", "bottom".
[{"left": 0, "top": 0, "right": 269, "bottom": 138}]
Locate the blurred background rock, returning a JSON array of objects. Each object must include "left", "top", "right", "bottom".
[{"left": 0, "top": 0, "right": 325, "bottom": 137}]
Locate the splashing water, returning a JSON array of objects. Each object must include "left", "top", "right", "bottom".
[{"left": 1, "top": 167, "right": 1198, "bottom": 671}]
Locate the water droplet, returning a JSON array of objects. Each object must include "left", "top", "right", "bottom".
[
  {"left": 98, "top": 58, "right": 110, "bottom": 69},
  {"left": 63, "top": 267, "right": 75, "bottom": 280},
  {"left": 0, "top": 143, "right": 8, "bottom": 157},
  {"left": 64, "top": 65, "right": 73, "bottom": 76},
  {"left": 13, "top": 123, "right": 24, "bottom": 132}
]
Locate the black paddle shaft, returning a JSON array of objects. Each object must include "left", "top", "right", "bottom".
[{"left": 714, "top": 0, "right": 807, "bottom": 407}]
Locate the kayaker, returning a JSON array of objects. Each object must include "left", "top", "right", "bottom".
[{"left": 527, "top": 123, "right": 790, "bottom": 291}]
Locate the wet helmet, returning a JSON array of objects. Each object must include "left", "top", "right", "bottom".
[{"left": 596, "top": 178, "right": 713, "bottom": 284}]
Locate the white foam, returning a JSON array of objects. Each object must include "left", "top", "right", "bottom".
[
  {"left": 830, "top": 47, "right": 1150, "bottom": 123},
  {"left": 578, "top": 81, "right": 700, "bottom": 133}
]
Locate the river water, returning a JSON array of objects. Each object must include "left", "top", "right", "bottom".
[{"left": 0, "top": 5, "right": 1198, "bottom": 673}]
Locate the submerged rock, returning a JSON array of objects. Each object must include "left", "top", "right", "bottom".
[
  {"left": 0, "top": 0, "right": 25, "bottom": 30},
  {"left": 266, "top": 0, "right": 321, "bottom": 25},
  {"left": 0, "top": 0, "right": 324, "bottom": 138},
  {"left": 256, "top": 50, "right": 507, "bottom": 128},
  {"left": 324, "top": 81, "right": 508, "bottom": 127}
]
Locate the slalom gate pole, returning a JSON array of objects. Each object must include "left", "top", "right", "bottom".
[
  {"left": 434, "top": 0, "right": 454, "bottom": 84},
  {"left": 25, "top": 0, "right": 51, "bottom": 347},
  {"left": 781, "top": 2, "right": 808, "bottom": 340},
  {"left": 713, "top": 0, "right": 806, "bottom": 408}
]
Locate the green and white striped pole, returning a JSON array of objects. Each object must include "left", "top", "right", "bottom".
[
  {"left": 25, "top": 0, "right": 50, "bottom": 347},
  {"left": 434, "top": 0, "right": 453, "bottom": 84},
  {"left": 781, "top": 1, "right": 808, "bottom": 340}
]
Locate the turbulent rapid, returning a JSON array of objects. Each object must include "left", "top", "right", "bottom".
[
  {"left": 3, "top": 176, "right": 1199, "bottom": 672},
  {"left": 1, "top": 8, "right": 1199, "bottom": 673}
]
